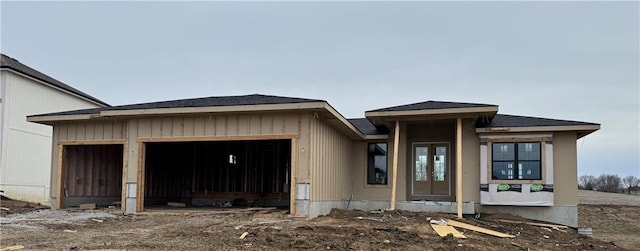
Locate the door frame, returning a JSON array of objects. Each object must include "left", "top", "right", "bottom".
[{"left": 408, "top": 141, "right": 453, "bottom": 201}]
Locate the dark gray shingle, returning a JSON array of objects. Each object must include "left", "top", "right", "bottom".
[
  {"left": 1, "top": 54, "right": 109, "bottom": 106},
  {"left": 348, "top": 118, "right": 389, "bottom": 135},
  {"left": 30, "top": 94, "right": 325, "bottom": 117},
  {"left": 368, "top": 100, "right": 497, "bottom": 112},
  {"left": 480, "top": 114, "right": 599, "bottom": 128}
]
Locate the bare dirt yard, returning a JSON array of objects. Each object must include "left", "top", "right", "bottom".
[{"left": 0, "top": 191, "right": 637, "bottom": 250}]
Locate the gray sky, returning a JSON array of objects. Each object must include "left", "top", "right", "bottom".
[{"left": 2, "top": 1, "right": 638, "bottom": 177}]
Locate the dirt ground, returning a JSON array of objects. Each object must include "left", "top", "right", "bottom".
[{"left": 1, "top": 192, "right": 638, "bottom": 250}]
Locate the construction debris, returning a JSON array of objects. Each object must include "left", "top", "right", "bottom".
[
  {"left": 354, "top": 216, "right": 384, "bottom": 222},
  {"left": 79, "top": 203, "right": 96, "bottom": 210},
  {"left": 0, "top": 207, "right": 10, "bottom": 211},
  {"left": 239, "top": 232, "right": 249, "bottom": 239},
  {"left": 91, "top": 219, "right": 104, "bottom": 223},
  {"left": 446, "top": 219, "right": 515, "bottom": 238},
  {"left": 0, "top": 245, "right": 25, "bottom": 251},
  {"left": 499, "top": 219, "right": 569, "bottom": 229},
  {"left": 63, "top": 230, "right": 77, "bottom": 233},
  {"left": 578, "top": 227, "right": 593, "bottom": 237},
  {"left": 430, "top": 225, "right": 467, "bottom": 239}
]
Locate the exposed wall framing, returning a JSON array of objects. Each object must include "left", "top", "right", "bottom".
[
  {"left": 57, "top": 141, "right": 126, "bottom": 208},
  {"left": 138, "top": 138, "right": 292, "bottom": 209}
]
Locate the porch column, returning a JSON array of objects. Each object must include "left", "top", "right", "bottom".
[
  {"left": 456, "top": 118, "right": 463, "bottom": 218},
  {"left": 390, "top": 120, "right": 400, "bottom": 210}
]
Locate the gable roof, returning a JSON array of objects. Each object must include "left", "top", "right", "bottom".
[
  {"left": 348, "top": 118, "right": 389, "bottom": 135},
  {"left": 1, "top": 53, "right": 109, "bottom": 107},
  {"left": 368, "top": 100, "right": 497, "bottom": 112},
  {"left": 31, "top": 94, "right": 325, "bottom": 117},
  {"left": 480, "top": 114, "right": 599, "bottom": 128}
]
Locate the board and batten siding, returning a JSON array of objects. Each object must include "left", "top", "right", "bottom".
[
  {"left": 49, "top": 112, "right": 314, "bottom": 201},
  {"left": 126, "top": 112, "right": 312, "bottom": 184},
  {"left": 0, "top": 70, "right": 102, "bottom": 204},
  {"left": 309, "top": 118, "right": 353, "bottom": 201}
]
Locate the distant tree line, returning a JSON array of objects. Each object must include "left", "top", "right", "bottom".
[{"left": 578, "top": 174, "right": 640, "bottom": 194}]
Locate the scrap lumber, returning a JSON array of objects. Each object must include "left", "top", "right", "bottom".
[
  {"left": 430, "top": 225, "right": 467, "bottom": 239},
  {"left": 239, "top": 232, "right": 249, "bottom": 239},
  {"left": 79, "top": 203, "right": 96, "bottom": 210},
  {"left": 499, "top": 219, "right": 569, "bottom": 229},
  {"left": 446, "top": 219, "right": 515, "bottom": 238},
  {"left": 0, "top": 245, "right": 25, "bottom": 251},
  {"left": 167, "top": 202, "right": 186, "bottom": 207},
  {"left": 0, "top": 207, "right": 10, "bottom": 211}
]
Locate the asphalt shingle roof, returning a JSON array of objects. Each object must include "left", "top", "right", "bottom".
[
  {"left": 348, "top": 118, "right": 389, "bottom": 135},
  {"left": 1, "top": 54, "right": 109, "bottom": 106},
  {"left": 480, "top": 114, "right": 599, "bottom": 128},
  {"left": 31, "top": 94, "right": 325, "bottom": 117},
  {"left": 368, "top": 100, "right": 497, "bottom": 112}
]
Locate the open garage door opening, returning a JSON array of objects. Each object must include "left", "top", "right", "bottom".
[
  {"left": 142, "top": 139, "right": 291, "bottom": 210},
  {"left": 61, "top": 144, "right": 124, "bottom": 208}
]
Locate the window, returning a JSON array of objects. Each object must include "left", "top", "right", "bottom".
[
  {"left": 492, "top": 142, "right": 541, "bottom": 180},
  {"left": 367, "top": 143, "right": 388, "bottom": 185}
]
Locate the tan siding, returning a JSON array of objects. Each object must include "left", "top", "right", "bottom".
[
  {"left": 553, "top": 131, "right": 578, "bottom": 205},
  {"left": 461, "top": 119, "right": 480, "bottom": 203},
  {"left": 309, "top": 118, "right": 353, "bottom": 201}
]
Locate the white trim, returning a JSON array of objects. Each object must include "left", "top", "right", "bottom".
[
  {"left": 480, "top": 144, "right": 487, "bottom": 184},
  {"left": 545, "top": 143, "right": 554, "bottom": 184}
]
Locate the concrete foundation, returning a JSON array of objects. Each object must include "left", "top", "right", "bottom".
[
  {"left": 396, "top": 201, "right": 476, "bottom": 214},
  {"left": 480, "top": 205, "right": 578, "bottom": 227}
]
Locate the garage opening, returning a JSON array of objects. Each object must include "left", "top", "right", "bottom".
[
  {"left": 62, "top": 144, "right": 124, "bottom": 208},
  {"left": 143, "top": 139, "right": 291, "bottom": 209}
]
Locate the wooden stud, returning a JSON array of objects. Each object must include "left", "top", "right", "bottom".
[
  {"left": 289, "top": 138, "right": 297, "bottom": 215},
  {"left": 390, "top": 120, "right": 400, "bottom": 210},
  {"left": 56, "top": 144, "right": 65, "bottom": 209},
  {"left": 121, "top": 143, "right": 128, "bottom": 213},
  {"left": 58, "top": 140, "right": 127, "bottom": 145},
  {"left": 136, "top": 142, "right": 145, "bottom": 213},
  {"left": 456, "top": 118, "right": 463, "bottom": 219}
]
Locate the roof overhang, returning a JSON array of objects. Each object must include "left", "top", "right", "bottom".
[
  {"left": 365, "top": 106, "right": 498, "bottom": 125},
  {"left": 476, "top": 124, "right": 601, "bottom": 139},
  {"left": 28, "top": 101, "right": 365, "bottom": 139}
]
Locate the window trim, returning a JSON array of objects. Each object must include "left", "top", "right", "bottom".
[
  {"left": 486, "top": 138, "right": 548, "bottom": 184},
  {"left": 365, "top": 141, "right": 390, "bottom": 187},
  {"left": 491, "top": 142, "right": 542, "bottom": 180}
]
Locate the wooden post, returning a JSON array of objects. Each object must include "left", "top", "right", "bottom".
[
  {"left": 456, "top": 118, "right": 463, "bottom": 219},
  {"left": 390, "top": 120, "right": 400, "bottom": 210},
  {"left": 289, "top": 138, "right": 297, "bottom": 215},
  {"left": 56, "top": 144, "right": 65, "bottom": 210}
]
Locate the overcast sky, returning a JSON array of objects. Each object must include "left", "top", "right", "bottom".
[{"left": 1, "top": 1, "right": 638, "bottom": 177}]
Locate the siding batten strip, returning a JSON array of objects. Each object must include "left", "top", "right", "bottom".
[
  {"left": 456, "top": 118, "right": 463, "bottom": 219},
  {"left": 390, "top": 120, "right": 400, "bottom": 210},
  {"left": 56, "top": 145, "right": 65, "bottom": 209},
  {"left": 290, "top": 138, "right": 297, "bottom": 215}
]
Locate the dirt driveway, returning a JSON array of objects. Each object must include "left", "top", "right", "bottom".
[{"left": 1, "top": 191, "right": 638, "bottom": 250}]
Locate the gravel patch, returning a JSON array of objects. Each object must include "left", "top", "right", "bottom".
[{"left": 0, "top": 209, "right": 116, "bottom": 225}]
